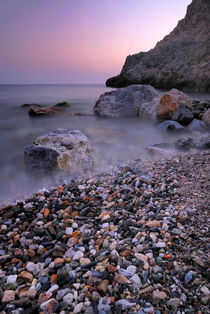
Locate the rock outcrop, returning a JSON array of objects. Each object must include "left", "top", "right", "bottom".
[
  {"left": 24, "top": 129, "right": 94, "bottom": 173},
  {"left": 106, "top": 0, "right": 210, "bottom": 92},
  {"left": 94, "top": 84, "right": 160, "bottom": 117}
]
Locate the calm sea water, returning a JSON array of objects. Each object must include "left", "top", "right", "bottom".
[{"left": 0, "top": 84, "right": 209, "bottom": 204}]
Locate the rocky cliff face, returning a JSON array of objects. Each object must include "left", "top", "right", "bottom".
[{"left": 106, "top": 0, "right": 210, "bottom": 92}]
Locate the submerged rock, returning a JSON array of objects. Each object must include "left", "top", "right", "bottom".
[
  {"left": 106, "top": 0, "right": 210, "bottom": 92},
  {"left": 25, "top": 129, "right": 94, "bottom": 172},
  {"left": 29, "top": 105, "right": 63, "bottom": 116},
  {"left": 54, "top": 101, "right": 70, "bottom": 107},
  {"left": 94, "top": 84, "right": 160, "bottom": 117}
]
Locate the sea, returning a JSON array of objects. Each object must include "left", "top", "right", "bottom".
[{"left": 0, "top": 84, "right": 209, "bottom": 204}]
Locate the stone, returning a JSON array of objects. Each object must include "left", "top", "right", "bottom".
[
  {"left": 54, "top": 101, "right": 70, "bottom": 107},
  {"left": 97, "top": 279, "right": 109, "bottom": 293},
  {"left": 7, "top": 275, "right": 17, "bottom": 284},
  {"left": 94, "top": 84, "right": 160, "bottom": 117},
  {"left": 2, "top": 290, "right": 15, "bottom": 302},
  {"left": 146, "top": 146, "right": 175, "bottom": 158},
  {"left": 26, "top": 262, "right": 44, "bottom": 276},
  {"left": 188, "top": 119, "right": 208, "bottom": 132},
  {"left": 24, "top": 145, "right": 59, "bottom": 172},
  {"left": 79, "top": 257, "right": 91, "bottom": 266},
  {"left": 202, "top": 108, "right": 210, "bottom": 126},
  {"left": 116, "top": 299, "right": 137, "bottom": 310},
  {"left": 195, "top": 138, "right": 210, "bottom": 150},
  {"left": 114, "top": 274, "right": 130, "bottom": 284},
  {"left": 135, "top": 253, "right": 148, "bottom": 262},
  {"left": 106, "top": 0, "right": 210, "bottom": 92},
  {"left": 175, "top": 138, "right": 194, "bottom": 151},
  {"left": 157, "top": 89, "right": 192, "bottom": 121},
  {"left": 73, "top": 302, "right": 84, "bottom": 313},
  {"left": 146, "top": 220, "right": 161, "bottom": 228},
  {"left": 63, "top": 292, "right": 74, "bottom": 304},
  {"left": 172, "top": 106, "right": 194, "bottom": 125},
  {"left": 153, "top": 290, "right": 168, "bottom": 302},
  {"left": 29, "top": 105, "right": 62, "bottom": 116},
  {"left": 167, "top": 298, "right": 180, "bottom": 307},
  {"left": 73, "top": 251, "right": 84, "bottom": 260},
  {"left": 40, "top": 298, "right": 59, "bottom": 312},
  {"left": 19, "top": 270, "right": 33, "bottom": 282},
  {"left": 33, "top": 129, "right": 94, "bottom": 171},
  {"left": 157, "top": 120, "right": 185, "bottom": 132},
  {"left": 139, "top": 97, "right": 160, "bottom": 120}
]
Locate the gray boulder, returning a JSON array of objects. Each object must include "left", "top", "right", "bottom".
[
  {"left": 94, "top": 84, "right": 160, "bottom": 117},
  {"left": 25, "top": 129, "right": 94, "bottom": 173},
  {"left": 106, "top": 0, "right": 210, "bottom": 92},
  {"left": 172, "top": 106, "right": 194, "bottom": 125},
  {"left": 24, "top": 145, "right": 59, "bottom": 172},
  {"left": 188, "top": 119, "right": 208, "bottom": 132},
  {"left": 158, "top": 120, "right": 185, "bottom": 132}
]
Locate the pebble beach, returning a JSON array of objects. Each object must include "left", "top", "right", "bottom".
[{"left": 0, "top": 151, "right": 209, "bottom": 313}]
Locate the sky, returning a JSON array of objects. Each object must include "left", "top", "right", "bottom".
[{"left": 0, "top": 0, "right": 192, "bottom": 84}]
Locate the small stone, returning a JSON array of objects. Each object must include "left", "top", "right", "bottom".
[
  {"left": 65, "top": 227, "right": 73, "bottom": 235},
  {"left": 167, "top": 298, "right": 180, "bottom": 307},
  {"left": 114, "top": 274, "right": 130, "bottom": 284},
  {"left": 116, "top": 299, "right": 136, "bottom": 310},
  {"left": 73, "top": 251, "right": 84, "bottom": 260},
  {"left": 19, "top": 270, "right": 33, "bottom": 282},
  {"left": 201, "top": 286, "right": 210, "bottom": 295},
  {"left": 185, "top": 271, "right": 193, "bottom": 285},
  {"left": 79, "top": 257, "right": 91, "bottom": 266},
  {"left": 146, "top": 220, "right": 161, "bottom": 228},
  {"left": 40, "top": 298, "right": 59, "bottom": 312},
  {"left": 194, "top": 256, "right": 205, "bottom": 267},
  {"left": 127, "top": 265, "right": 136, "bottom": 276},
  {"left": 135, "top": 253, "right": 148, "bottom": 262},
  {"left": 153, "top": 290, "right": 168, "bottom": 302},
  {"left": 130, "top": 274, "right": 141, "bottom": 285},
  {"left": 2, "top": 290, "right": 15, "bottom": 302},
  {"left": 73, "top": 302, "right": 84, "bottom": 313},
  {"left": 97, "top": 279, "right": 109, "bottom": 293},
  {"left": 7, "top": 275, "right": 17, "bottom": 284},
  {"left": 63, "top": 292, "right": 74, "bottom": 304}
]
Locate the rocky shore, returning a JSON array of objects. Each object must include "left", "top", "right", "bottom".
[{"left": 0, "top": 151, "right": 209, "bottom": 313}]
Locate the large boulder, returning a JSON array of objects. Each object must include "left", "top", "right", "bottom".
[
  {"left": 106, "top": 0, "right": 210, "bottom": 92},
  {"left": 139, "top": 89, "right": 192, "bottom": 121},
  {"left": 25, "top": 129, "right": 94, "bottom": 172},
  {"left": 156, "top": 89, "right": 192, "bottom": 121},
  {"left": 24, "top": 145, "right": 60, "bottom": 172},
  {"left": 94, "top": 85, "right": 160, "bottom": 117}
]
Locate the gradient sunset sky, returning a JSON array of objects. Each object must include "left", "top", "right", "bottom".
[{"left": 0, "top": 0, "right": 191, "bottom": 84}]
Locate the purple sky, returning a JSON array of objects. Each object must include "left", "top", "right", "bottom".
[{"left": 0, "top": 0, "right": 191, "bottom": 84}]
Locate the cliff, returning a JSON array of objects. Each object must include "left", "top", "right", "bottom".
[{"left": 106, "top": 0, "right": 210, "bottom": 92}]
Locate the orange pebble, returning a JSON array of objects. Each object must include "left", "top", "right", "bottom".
[
  {"left": 50, "top": 274, "right": 57, "bottom": 283},
  {"left": 44, "top": 208, "right": 50, "bottom": 219},
  {"left": 72, "top": 211, "right": 78, "bottom": 218},
  {"left": 163, "top": 253, "right": 172, "bottom": 259}
]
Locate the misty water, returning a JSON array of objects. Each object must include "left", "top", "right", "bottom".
[{"left": 0, "top": 84, "right": 209, "bottom": 204}]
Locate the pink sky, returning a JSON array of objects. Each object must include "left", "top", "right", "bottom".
[{"left": 0, "top": 0, "right": 191, "bottom": 84}]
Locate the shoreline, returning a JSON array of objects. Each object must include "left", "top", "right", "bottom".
[{"left": 0, "top": 151, "right": 209, "bottom": 312}]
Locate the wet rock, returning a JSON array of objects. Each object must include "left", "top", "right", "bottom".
[
  {"left": 202, "top": 108, "right": 210, "bottom": 126},
  {"left": 172, "top": 106, "right": 194, "bottom": 125},
  {"left": 94, "top": 84, "right": 160, "bottom": 117},
  {"left": 24, "top": 145, "right": 59, "bottom": 172},
  {"left": 29, "top": 105, "right": 62, "bottom": 116},
  {"left": 188, "top": 119, "right": 208, "bottom": 132},
  {"left": 158, "top": 120, "right": 185, "bottom": 132},
  {"left": 33, "top": 129, "right": 94, "bottom": 171},
  {"left": 2, "top": 290, "right": 15, "bottom": 302}
]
